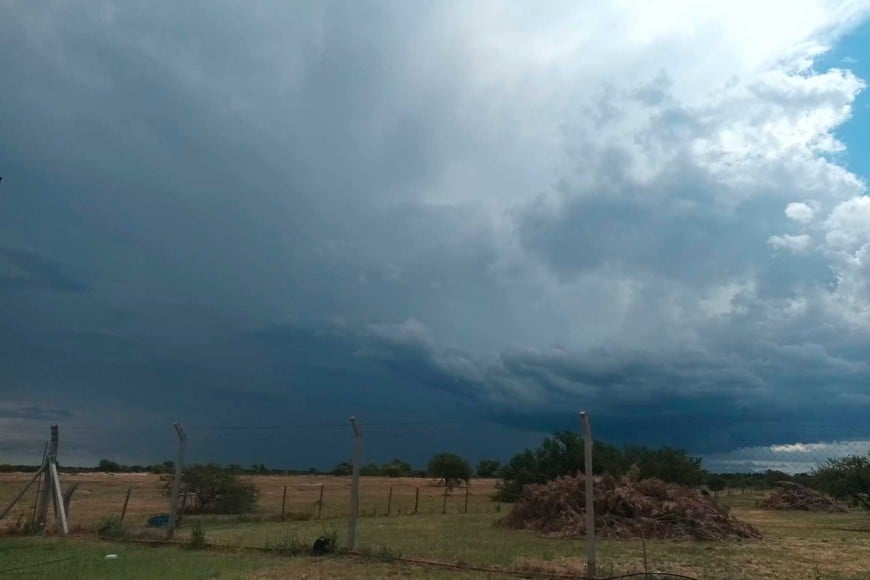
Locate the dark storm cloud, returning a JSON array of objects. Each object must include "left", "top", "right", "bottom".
[
  {"left": 0, "top": 249, "right": 87, "bottom": 293},
  {"left": 0, "top": 1, "right": 869, "bottom": 467}
]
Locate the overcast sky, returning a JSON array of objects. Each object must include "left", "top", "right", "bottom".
[{"left": 2, "top": 1, "right": 870, "bottom": 471}]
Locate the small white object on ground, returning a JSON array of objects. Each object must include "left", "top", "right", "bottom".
[{"left": 104, "top": 554, "right": 118, "bottom": 560}]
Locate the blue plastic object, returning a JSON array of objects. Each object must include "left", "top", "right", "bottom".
[{"left": 146, "top": 514, "right": 170, "bottom": 528}]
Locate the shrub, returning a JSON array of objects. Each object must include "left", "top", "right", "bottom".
[
  {"left": 97, "top": 516, "right": 126, "bottom": 539},
  {"left": 331, "top": 462, "right": 353, "bottom": 476},
  {"left": 813, "top": 453, "right": 870, "bottom": 510},
  {"left": 427, "top": 453, "right": 472, "bottom": 490},
  {"left": 161, "top": 464, "right": 259, "bottom": 514},
  {"left": 476, "top": 459, "right": 501, "bottom": 478},
  {"left": 190, "top": 521, "right": 206, "bottom": 549}
]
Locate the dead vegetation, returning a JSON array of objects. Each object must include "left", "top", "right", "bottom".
[
  {"left": 501, "top": 473, "right": 761, "bottom": 540},
  {"left": 758, "top": 481, "right": 847, "bottom": 513}
]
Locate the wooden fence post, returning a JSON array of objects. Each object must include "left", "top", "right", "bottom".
[
  {"left": 580, "top": 410, "right": 596, "bottom": 578},
  {"left": 120, "top": 487, "right": 132, "bottom": 522},
  {"left": 347, "top": 417, "right": 363, "bottom": 550},
  {"left": 413, "top": 488, "right": 420, "bottom": 515},
  {"left": 317, "top": 484, "right": 325, "bottom": 519},
  {"left": 281, "top": 485, "right": 287, "bottom": 519},
  {"left": 166, "top": 422, "right": 186, "bottom": 540},
  {"left": 387, "top": 486, "right": 393, "bottom": 516},
  {"left": 464, "top": 485, "right": 470, "bottom": 514},
  {"left": 0, "top": 466, "right": 46, "bottom": 523},
  {"left": 441, "top": 488, "right": 448, "bottom": 515}
]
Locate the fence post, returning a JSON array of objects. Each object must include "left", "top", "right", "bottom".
[
  {"left": 413, "top": 487, "right": 419, "bottom": 515},
  {"left": 579, "top": 410, "right": 596, "bottom": 578},
  {"left": 464, "top": 484, "right": 470, "bottom": 514},
  {"left": 167, "top": 422, "right": 186, "bottom": 540},
  {"left": 120, "top": 487, "right": 132, "bottom": 522},
  {"left": 34, "top": 427, "right": 58, "bottom": 529},
  {"left": 347, "top": 416, "right": 363, "bottom": 550},
  {"left": 317, "top": 484, "right": 325, "bottom": 519},
  {"left": 441, "top": 488, "right": 448, "bottom": 515},
  {"left": 49, "top": 462, "right": 68, "bottom": 534},
  {"left": 281, "top": 485, "right": 287, "bottom": 519},
  {"left": 387, "top": 486, "right": 393, "bottom": 516}
]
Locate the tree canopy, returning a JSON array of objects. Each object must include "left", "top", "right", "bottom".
[
  {"left": 497, "top": 431, "right": 703, "bottom": 501},
  {"left": 812, "top": 453, "right": 870, "bottom": 510},
  {"left": 427, "top": 452, "right": 472, "bottom": 489}
]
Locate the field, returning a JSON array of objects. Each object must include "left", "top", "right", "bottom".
[{"left": 1, "top": 472, "right": 869, "bottom": 579}]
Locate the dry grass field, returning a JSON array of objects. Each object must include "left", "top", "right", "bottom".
[
  {"left": 0, "top": 472, "right": 501, "bottom": 529},
  {"left": 1, "top": 472, "right": 869, "bottom": 579}
]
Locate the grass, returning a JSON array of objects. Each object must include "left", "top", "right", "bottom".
[
  {"left": 2, "top": 474, "right": 869, "bottom": 578},
  {"left": 0, "top": 537, "right": 481, "bottom": 579}
]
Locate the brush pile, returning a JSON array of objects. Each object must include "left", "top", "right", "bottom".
[
  {"left": 501, "top": 474, "right": 761, "bottom": 540},
  {"left": 758, "top": 481, "right": 846, "bottom": 512}
]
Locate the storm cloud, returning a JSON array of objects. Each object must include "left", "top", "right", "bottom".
[{"left": 1, "top": 1, "right": 870, "bottom": 468}]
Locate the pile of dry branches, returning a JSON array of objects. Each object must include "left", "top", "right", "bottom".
[
  {"left": 501, "top": 474, "right": 761, "bottom": 540},
  {"left": 758, "top": 481, "right": 846, "bottom": 512}
]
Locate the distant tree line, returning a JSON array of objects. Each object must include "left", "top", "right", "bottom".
[{"left": 6, "top": 442, "right": 865, "bottom": 511}]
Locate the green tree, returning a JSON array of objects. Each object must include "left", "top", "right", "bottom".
[
  {"left": 813, "top": 453, "right": 870, "bottom": 510},
  {"left": 707, "top": 475, "right": 727, "bottom": 498},
  {"left": 427, "top": 453, "right": 472, "bottom": 490},
  {"left": 496, "top": 431, "right": 704, "bottom": 501},
  {"left": 331, "top": 462, "right": 353, "bottom": 476},
  {"left": 476, "top": 459, "right": 501, "bottom": 478},
  {"left": 161, "top": 463, "right": 259, "bottom": 514},
  {"left": 380, "top": 459, "right": 413, "bottom": 478},
  {"left": 360, "top": 463, "right": 381, "bottom": 476},
  {"left": 97, "top": 459, "right": 124, "bottom": 473}
]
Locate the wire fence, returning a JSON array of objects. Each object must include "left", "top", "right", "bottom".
[{"left": 1, "top": 421, "right": 868, "bottom": 579}]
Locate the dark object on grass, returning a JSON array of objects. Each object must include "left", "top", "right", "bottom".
[
  {"left": 312, "top": 535, "right": 335, "bottom": 555},
  {"left": 147, "top": 514, "right": 170, "bottom": 528}
]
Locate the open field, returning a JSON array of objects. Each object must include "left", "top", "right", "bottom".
[
  {"left": 1, "top": 473, "right": 869, "bottom": 578},
  {"left": 0, "top": 473, "right": 501, "bottom": 529}
]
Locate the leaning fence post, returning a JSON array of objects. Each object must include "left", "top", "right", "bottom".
[
  {"left": 167, "top": 422, "right": 186, "bottom": 539},
  {"left": 120, "top": 486, "right": 132, "bottom": 522},
  {"left": 413, "top": 487, "right": 420, "bottom": 515},
  {"left": 347, "top": 416, "right": 363, "bottom": 550},
  {"left": 579, "top": 410, "right": 596, "bottom": 578}
]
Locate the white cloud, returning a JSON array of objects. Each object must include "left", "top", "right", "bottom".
[
  {"left": 706, "top": 440, "right": 870, "bottom": 473},
  {"left": 785, "top": 202, "right": 816, "bottom": 223},
  {"left": 768, "top": 233, "right": 814, "bottom": 253},
  {"left": 824, "top": 196, "right": 870, "bottom": 250}
]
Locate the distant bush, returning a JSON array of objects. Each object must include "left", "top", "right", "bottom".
[
  {"left": 476, "top": 459, "right": 502, "bottom": 478},
  {"left": 161, "top": 464, "right": 259, "bottom": 514},
  {"left": 331, "top": 462, "right": 353, "bottom": 476},
  {"left": 97, "top": 459, "right": 125, "bottom": 473},
  {"left": 427, "top": 453, "right": 472, "bottom": 490}
]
